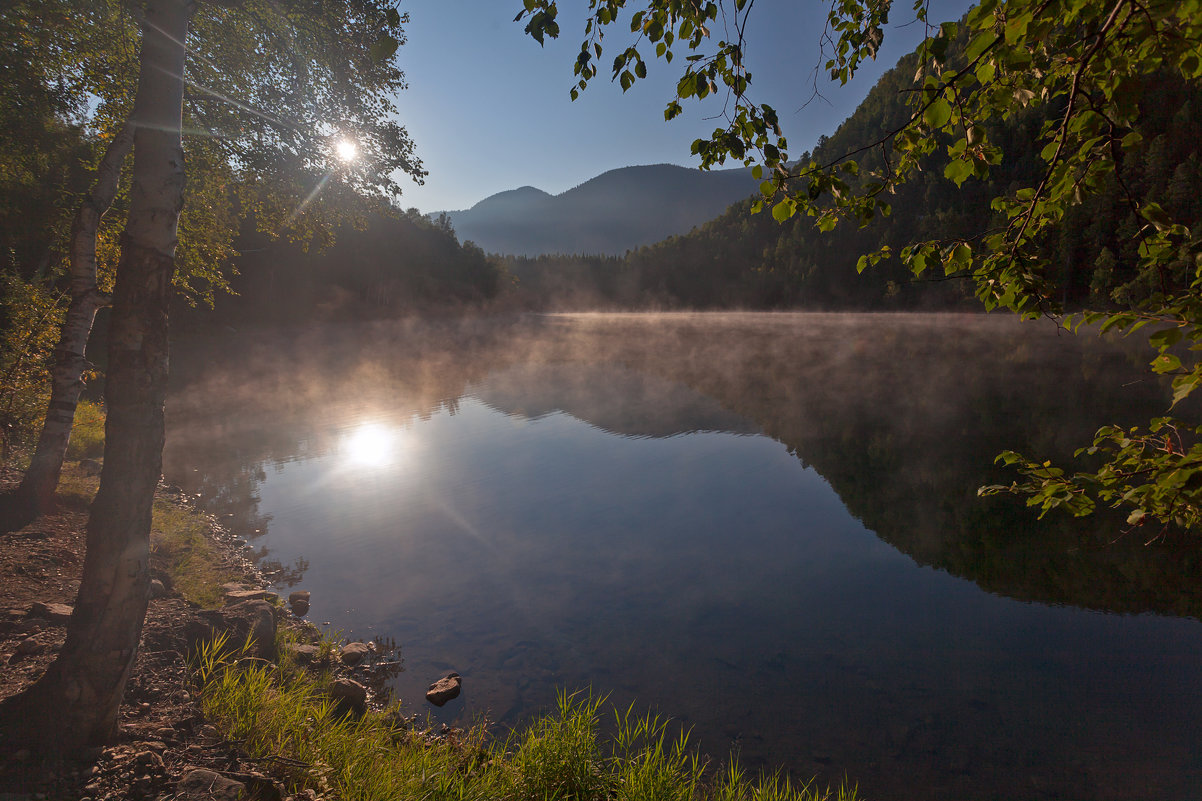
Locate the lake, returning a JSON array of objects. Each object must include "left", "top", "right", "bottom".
[{"left": 164, "top": 312, "right": 1202, "bottom": 800}]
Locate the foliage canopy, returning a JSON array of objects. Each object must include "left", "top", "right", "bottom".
[{"left": 518, "top": 0, "right": 1202, "bottom": 535}]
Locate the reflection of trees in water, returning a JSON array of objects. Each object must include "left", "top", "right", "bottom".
[
  {"left": 503, "top": 314, "right": 1202, "bottom": 619},
  {"left": 256, "top": 555, "right": 309, "bottom": 588}
]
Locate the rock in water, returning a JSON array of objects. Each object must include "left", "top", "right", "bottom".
[
  {"left": 426, "top": 673, "right": 462, "bottom": 707},
  {"left": 288, "top": 590, "right": 310, "bottom": 616},
  {"left": 340, "top": 641, "right": 371, "bottom": 665}
]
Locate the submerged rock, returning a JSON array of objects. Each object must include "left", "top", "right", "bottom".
[{"left": 425, "top": 673, "right": 462, "bottom": 707}]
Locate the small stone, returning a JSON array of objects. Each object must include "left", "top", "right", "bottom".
[
  {"left": 339, "top": 642, "right": 370, "bottom": 665},
  {"left": 135, "top": 749, "right": 165, "bottom": 767},
  {"left": 149, "top": 579, "right": 167, "bottom": 599},
  {"left": 223, "top": 588, "right": 275, "bottom": 604},
  {"left": 79, "top": 458, "right": 102, "bottom": 475},
  {"left": 425, "top": 673, "right": 462, "bottom": 707},
  {"left": 15, "top": 638, "right": 45, "bottom": 656},
  {"left": 28, "top": 602, "right": 73, "bottom": 624},
  {"left": 284, "top": 643, "right": 320, "bottom": 664}
]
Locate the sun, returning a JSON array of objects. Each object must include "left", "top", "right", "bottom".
[
  {"left": 334, "top": 138, "right": 358, "bottom": 163},
  {"left": 342, "top": 423, "right": 397, "bottom": 467}
]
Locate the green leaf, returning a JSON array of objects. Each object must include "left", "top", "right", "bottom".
[
  {"left": 944, "top": 158, "right": 973, "bottom": 186},
  {"left": 924, "top": 97, "right": 952, "bottom": 129}
]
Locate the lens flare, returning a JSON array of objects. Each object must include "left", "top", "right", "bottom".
[
  {"left": 342, "top": 423, "right": 396, "bottom": 467},
  {"left": 335, "top": 138, "right": 358, "bottom": 162}
]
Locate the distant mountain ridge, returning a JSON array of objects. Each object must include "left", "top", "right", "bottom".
[{"left": 443, "top": 163, "right": 756, "bottom": 256}]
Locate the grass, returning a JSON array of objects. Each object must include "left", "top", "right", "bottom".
[
  {"left": 197, "top": 639, "right": 862, "bottom": 801},
  {"left": 150, "top": 499, "right": 239, "bottom": 608},
  {"left": 45, "top": 461, "right": 237, "bottom": 608},
  {"left": 65, "top": 398, "right": 105, "bottom": 460}
]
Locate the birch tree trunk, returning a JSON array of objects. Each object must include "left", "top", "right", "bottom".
[
  {"left": 0, "top": 0, "right": 194, "bottom": 751},
  {"left": 16, "top": 124, "right": 133, "bottom": 517}
]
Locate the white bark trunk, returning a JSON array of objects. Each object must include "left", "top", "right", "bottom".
[
  {"left": 0, "top": 0, "right": 195, "bottom": 751},
  {"left": 17, "top": 124, "right": 133, "bottom": 515}
]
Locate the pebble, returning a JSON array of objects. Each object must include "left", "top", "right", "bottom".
[{"left": 15, "top": 638, "right": 45, "bottom": 656}]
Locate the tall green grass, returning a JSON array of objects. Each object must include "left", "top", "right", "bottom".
[{"left": 197, "top": 644, "right": 862, "bottom": 801}]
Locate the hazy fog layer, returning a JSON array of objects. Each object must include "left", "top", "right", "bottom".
[{"left": 164, "top": 313, "right": 1202, "bottom": 801}]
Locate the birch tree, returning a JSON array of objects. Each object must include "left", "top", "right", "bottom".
[
  {"left": 0, "top": 0, "right": 419, "bottom": 750},
  {"left": 8, "top": 0, "right": 421, "bottom": 513}
]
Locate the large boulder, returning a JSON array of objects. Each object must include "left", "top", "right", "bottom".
[
  {"left": 185, "top": 600, "right": 278, "bottom": 661},
  {"left": 425, "top": 673, "right": 462, "bottom": 707},
  {"left": 177, "top": 768, "right": 246, "bottom": 800},
  {"left": 329, "top": 678, "right": 367, "bottom": 717}
]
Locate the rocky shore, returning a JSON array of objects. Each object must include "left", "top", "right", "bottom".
[{"left": 0, "top": 463, "right": 403, "bottom": 801}]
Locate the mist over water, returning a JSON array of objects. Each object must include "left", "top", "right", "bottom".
[{"left": 164, "top": 312, "right": 1202, "bottom": 801}]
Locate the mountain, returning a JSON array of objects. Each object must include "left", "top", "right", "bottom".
[{"left": 443, "top": 163, "right": 756, "bottom": 256}]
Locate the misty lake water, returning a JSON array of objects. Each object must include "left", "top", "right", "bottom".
[{"left": 164, "top": 312, "right": 1202, "bottom": 800}]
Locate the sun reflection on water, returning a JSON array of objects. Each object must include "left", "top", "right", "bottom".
[{"left": 342, "top": 422, "right": 400, "bottom": 468}]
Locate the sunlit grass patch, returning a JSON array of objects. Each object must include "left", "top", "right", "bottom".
[
  {"left": 65, "top": 399, "right": 105, "bottom": 460},
  {"left": 196, "top": 657, "right": 862, "bottom": 801},
  {"left": 151, "top": 500, "right": 238, "bottom": 608},
  {"left": 55, "top": 467, "right": 99, "bottom": 509}
]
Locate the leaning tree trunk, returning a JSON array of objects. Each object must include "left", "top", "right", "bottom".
[
  {"left": 16, "top": 124, "right": 134, "bottom": 517},
  {"left": 0, "top": 0, "right": 194, "bottom": 752}
]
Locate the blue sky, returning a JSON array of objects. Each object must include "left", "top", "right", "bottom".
[{"left": 393, "top": 0, "right": 973, "bottom": 213}]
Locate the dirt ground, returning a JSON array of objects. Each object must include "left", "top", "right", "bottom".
[{"left": 0, "top": 462, "right": 301, "bottom": 801}]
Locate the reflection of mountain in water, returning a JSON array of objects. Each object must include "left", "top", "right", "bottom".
[{"left": 472, "top": 362, "right": 760, "bottom": 439}]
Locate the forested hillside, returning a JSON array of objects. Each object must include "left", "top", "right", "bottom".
[
  {"left": 181, "top": 209, "right": 507, "bottom": 327},
  {"left": 508, "top": 52, "right": 1202, "bottom": 311}
]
